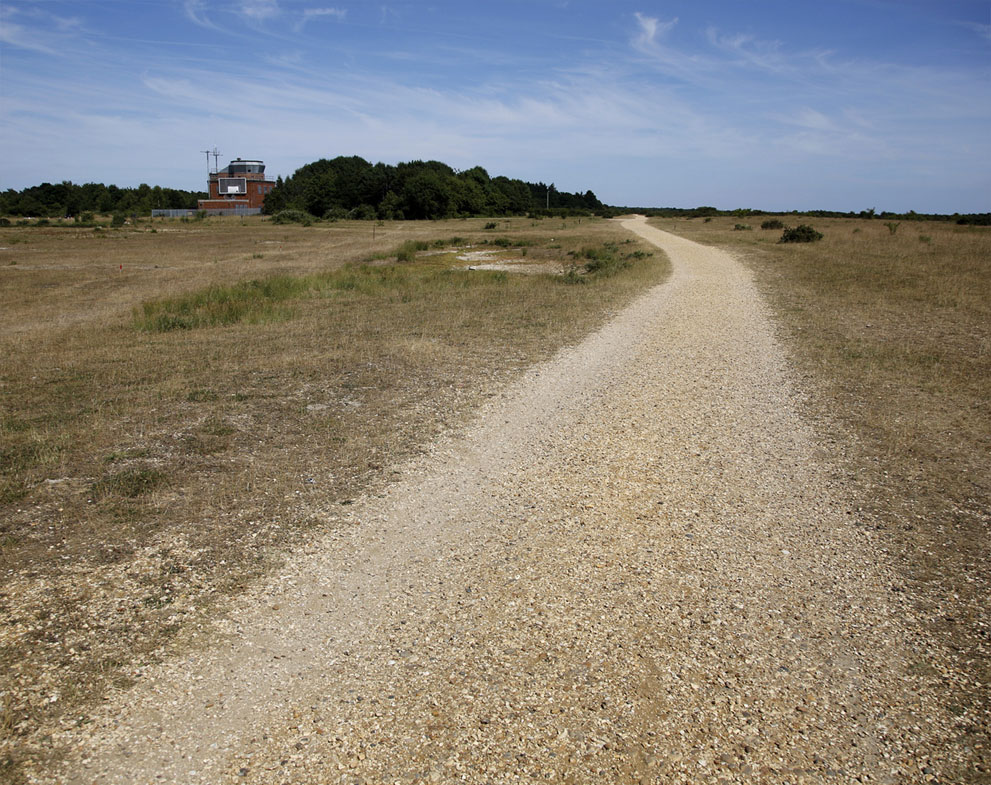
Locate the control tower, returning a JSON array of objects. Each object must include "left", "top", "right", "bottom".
[{"left": 198, "top": 157, "right": 275, "bottom": 212}]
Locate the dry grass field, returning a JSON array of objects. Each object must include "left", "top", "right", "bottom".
[
  {"left": 3, "top": 212, "right": 988, "bottom": 781},
  {"left": 0, "top": 215, "right": 667, "bottom": 779},
  {"left": 654, "top": 215, "right": 990, "bottom": 780}
]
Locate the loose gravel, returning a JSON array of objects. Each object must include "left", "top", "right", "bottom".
[{"left": 46, "top": 217, "right": 954, "bottom": 784}]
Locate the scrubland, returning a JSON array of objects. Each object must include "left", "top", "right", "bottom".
[
  {"left": 0, "top": 216, "right": 664, "bottom": 778},
  {"left": 2, "top": 212, "right": 987, "bottom": 781},
  {"left": 655, "top": 215, "right": 990, "bottom": 774}
]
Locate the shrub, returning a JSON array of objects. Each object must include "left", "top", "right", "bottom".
[
  {"left": 885, "top": 221, "right": 900, "bottom": 235},
  {"left": 349, "top": 204, "right": 377, "bottom": 221},
  {"left": 733, "top": 224, "right": 752, "bottom": 231},
  {"left": 483, "top": 222, "right": 497, "bottom": 230},
  {"left": 395, "top": 239, "right": 429, "bottom": 262},
  {"left": 780, "top": 225, "right": 823, "bottom": 243},
  {"left": 576, "top": 245, "right": 629, "bottom": 277},
  {"left": 323, "top": 207, "right": 348, "bottom": 221},
  {"left": 761, "top": 218, "right": 785, "bottom": 230},
  {"left": 0, "top": 218, "right": 10, "bottom": 226},
  {"left": 111, "top": 214, "right": 126, "bottom": 227},
  {"left": 270, "top": 209, "right": 312, "bottom": 226}
]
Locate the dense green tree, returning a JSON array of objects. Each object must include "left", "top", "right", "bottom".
[
  {"left": 0, "top": 180, "right": 204, "bottom": 217},
  {"left": 258, "top": 155, "right": 605, "bottom": 221}
]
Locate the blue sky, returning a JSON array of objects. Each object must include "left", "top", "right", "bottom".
[{"left": 1, "top": 0, "right": 989, "bottom": 212}]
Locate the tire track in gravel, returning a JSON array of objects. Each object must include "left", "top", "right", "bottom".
[{"left": 50, "top": 216, "right": 951, "bottom": 784}]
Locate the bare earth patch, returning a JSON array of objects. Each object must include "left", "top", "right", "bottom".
[
  {"left": 458, "top": 249, "right": 561, "bottom": 275},
  {"left": 41, "top": 218, "right": 960, "bottom": 784}
]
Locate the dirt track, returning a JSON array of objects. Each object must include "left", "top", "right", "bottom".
[{"left": 49, "top": 217, "right": 951, "bottom": 784}]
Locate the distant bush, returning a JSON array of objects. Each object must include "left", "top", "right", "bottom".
[
  {"left": 575, "top": 245, "right": 629, "bottom": 277},
  {"left": 0, "top": 218, "right": 9, "bottom": 226},
  {"left": 323, "top": 207, "right": 348, "bottom": 221},
  {"left": 270, "top": 209, "right": 312, "bottom": 226},
  {"left": 780, "top": 225, "right": 823, "bottom": 243},
  {"left": 760, "top": 219, "right": 785, "bottom": 230},
  {"left": 483, "top": 222, "right": 498, "bottom": 230},
  {"left": 955, "top": 213, "right": 991, "bottom": 226},
  {"left": 733, "top": 224, "right": 752, "bottom": 231},
  {"left": 349, "top": 204, "right": 377, "bottom": 220},
  {"left": 111, "top": 214, "right": 126, "bottom": 227}
]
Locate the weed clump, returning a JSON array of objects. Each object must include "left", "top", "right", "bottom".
[
  {"left": 733, "top": 224, "right": 752, "bottom": 231},
  {"left": 395, "top": 240, "right": 429, "bottom": 262},
  {"left": 780, "top": 225, "right": 823, "bottom": 243},
  {"left": 562, "top": 243, "right": 648, "bottom": 283},
  {"left": 761, "top": 219, "right": 785, "bottom": 230},
  {"left": 136, "top": 276, "right": 309, "bottom": 331}
]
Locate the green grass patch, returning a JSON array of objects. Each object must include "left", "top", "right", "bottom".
[
  {"left": 564, "top": 243, "right": 648, "bottom": 280},
  {"left": 136, "top": 257, "right": 534, "bottom": 332},
  {"left": 135, "top": 275, "right": 312, "bottom": 331}
]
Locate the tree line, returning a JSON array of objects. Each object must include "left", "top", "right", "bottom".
[
  {"left": 3, "top": 168, "right": 985, "bottom": 225},
  {"left": 0, "top": 182, "right": 204, "bottom": 218},
  {"left": 607, "top": 205, "right": 991, "bottom": 225},
  {"left": 262, "top": 156, "right": 603, "bottom": 220}
]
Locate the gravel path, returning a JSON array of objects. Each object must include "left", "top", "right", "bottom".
[{"left": 49, "top": 217, "right": 949, "bottom": 784}]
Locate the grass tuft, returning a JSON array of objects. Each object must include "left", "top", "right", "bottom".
[
  {"left": 395, "top": 239, "right": 430, "bottom": 262},
  {"left": 91, "top": 466, "right": 166, "bottom": 499}
]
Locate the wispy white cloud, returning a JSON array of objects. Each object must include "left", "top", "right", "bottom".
[
  {"left": 632, "top": 12, "right": 677, "bottom": 53},
  {"left": 0, "top": 5, "right": 82, "bottom": 55},
  {"left": 379, "top": 5, "right": 402, "bottom": 25},
  {"left": 704, "top": 28, "right": 798, "bottom": 75},
  {"left": 240, "top": 0, "right": 280, "bottom": 22},
  {"left": 182, "top": 0, "right": 219, "bottom": 30},
  {"left": 960, "top": 21, "right": 991, "bottom": 42},
  {"left": 1, "top": 4, "right": 988, "bottom": 211},
  {"left": 303, "top": 7, "right": 347, "bottom": 23},
  {"left": 295, "top": 7, "right": 346, "bottom": 32}
]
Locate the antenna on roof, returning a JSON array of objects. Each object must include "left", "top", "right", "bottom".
[
  {"left": 211, "top": 147, "right": 221, "bottom": 173},
  {"left": 201, "top": 149, "right": 212, "bottom": 177}
]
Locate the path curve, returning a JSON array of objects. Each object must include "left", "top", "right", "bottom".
[{"left": 49, "top": 217, "right": 945, "bottom": 784}]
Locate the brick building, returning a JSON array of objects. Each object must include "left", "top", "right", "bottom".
[{"left": 197, "top": 158, "right": 276, "bottom": 213}]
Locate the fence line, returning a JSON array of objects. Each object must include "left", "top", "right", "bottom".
[{"left": 151, "top": 208, "right": 263, "bottom": 218}]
